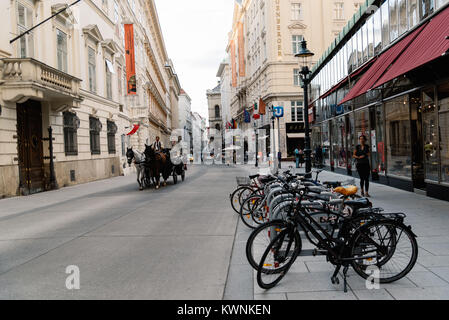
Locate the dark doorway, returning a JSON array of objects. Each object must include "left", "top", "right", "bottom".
[
  {"left": 16, "top": 100, "right": 45, "bottom": 195},
  {"left": 410, "top": 91, "right": 425, "bottom": 190}
]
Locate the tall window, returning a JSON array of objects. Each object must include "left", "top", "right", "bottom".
[
  {"left": 17, "top": 2, "right": 34, "bottom": 58},
  {"left": 63, "top": 112, "right": 79, "bottom": 156},
  {"left": 334, "top": 2, "right": 344, "bottom": 20},
  {"left": 291, "top": 3, "right": 302, "bottom": 20},
  {"left": 293, "top": 69, "right": 301, "bottom": 86},
  {"left": 292, "top": 35, "right": 304, "bottom": 55},
  {"left": 102, "top": 0, "right": 109, "bottom": 14},
  {"left": 107, "top": 120, "right": 117, "bottom": 154},
  {"left": 291, "top": 101, "right": 303, "bottom": 122},
  {"left": 89, "top": 117, "right": 101, "bottom": 155},
  {"left": 381, "top": 1, "right": 390, "bottom": 49},
  {"left": 420, "top": 0, "right": 435, "bottom": 19},
  {"left": 117, "top": 65, "right": 122, "bottom": 97},
  {"left": 385, "top": 96, "right": 411, "bottom": 178},
  {"left": 105, "top": 59, "right": 114, "bottom": 99},
  {"left": 389, "top": 0, "right": 399, "bottom": 42},
  {"left": 56, "top": 29, "right": 68, "bottom": 73},
  {"left": 215, "top": 105, "right": 220, "bottom": 118},
  {"left": 88, "top": 47, "right": 96, "bottom": 93}
]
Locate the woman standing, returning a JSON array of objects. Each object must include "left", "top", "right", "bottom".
[
  {"left": 353, "top": 135, "right": 371, "bottom": 197},
  {"left": 298, "top": 148, "right": 305, "bottom": 168}
]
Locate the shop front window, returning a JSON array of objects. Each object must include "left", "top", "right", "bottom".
[
  {"left": 346, "top": 113, "right": 355, "bottom": 172},
  {"left": 322, "top": 121, "right": 330, "bottom": 167},
  {"left": 422, "top": 88, "right": 439, "bottom": 181},
  {"left": 438, "top": 82, "right": 449, "bottom": 183},
  {"left": 385, "top": 96, "right": 412, "bottom": 177},
  {"left": 373, "top": 105, "right": 386, "bottom": 174},
  {"left": 332, "top": 118, "right": 346, "bottom": 169}
]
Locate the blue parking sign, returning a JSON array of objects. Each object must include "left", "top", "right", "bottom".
[{"left": 273, "top": 106, "right": 284, "bottom": 118}]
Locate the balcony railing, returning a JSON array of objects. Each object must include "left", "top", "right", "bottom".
[{"left": 1, "top": 58, "right": 81, "bottom": 94}]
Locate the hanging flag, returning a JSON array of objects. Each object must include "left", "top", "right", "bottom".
[
  {"left": 126, "top": 124, "right": 140, "bottom": 136},
  {"left": 230, "top": 40, "right": 237, "bottom": 88},
  {"left": 238, "top": 22, "right": 245, "bottom": 77},
  {"left": 125, "top": 24, "right": 136, "bottom": 95},
  {"left": 244, "top": 110, "right": 250, "bottom": 123},
  {"left": 259, "top": 98, "right": 266, "bottom": 115}
]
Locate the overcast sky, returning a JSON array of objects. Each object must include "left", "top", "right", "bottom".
[{"left": 154, "top": 0, "right": 235, "bottom": 120}]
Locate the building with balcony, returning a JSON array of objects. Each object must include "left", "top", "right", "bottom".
[
  {"left": 0, "top": 0, "right": 180, "bottom": 197},
  {"left": 308, "top": 0, "right": 449, "bottom": 200}
]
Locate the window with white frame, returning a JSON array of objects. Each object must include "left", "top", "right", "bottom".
[
  {"left": 334, "top": 2, "right": 345, "bottom": 20},
  {"left": 292, "top": 35, "right": 304, "bottom": 55},
  {"left": 105, "top": 59, "right": 114, "bottom": 100},
  {"left": 293, "top": 69, "right": 301, "bottom": 86},
  {"left": 291, "top": 3, "right": 302, "bottom": 20},
  {"left": 88, "top": 47, "right": 97, "bottom": 93},
  {"left": 17, "top": 2, "right": 34, "bottom": 58},
  {"left": 56, "top": 29, "right": 68, "bottom": 73},
  {"left": 291, "top": 101, "right": 304, "bottom": 122}
]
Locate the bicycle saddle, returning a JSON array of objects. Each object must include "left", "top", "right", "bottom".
[
  {"left": 323, "top": 181, "right": 342, "bottom": 188},
  {"left": 334, "top": 185, "right": 358, "bottom": 196},
  {"left": 259, "top": 175, "right": 275, "bottom": 184},
  {"left": 249, "top": 174, "right": 260, "bottom": 179},
  {"left": 344, "top": 198, "right": 371, "bottom": 208}
]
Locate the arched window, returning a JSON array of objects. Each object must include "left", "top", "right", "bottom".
[
  {"left": 215, "top": 123, "right": 220, "bottom": 131},
  {"left": 215, "top": 105, "right": 220, "bottom": 118}
]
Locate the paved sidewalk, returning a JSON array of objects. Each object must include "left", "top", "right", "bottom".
[{"left": 225, "top": 163, "right": 449, "bottom": 300}]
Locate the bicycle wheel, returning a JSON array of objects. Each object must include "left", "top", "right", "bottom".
[
  {"left": 256, "top": 226, "right": 301, "bottom": 289},
  {"left": 240, "top": 195, "right": 264, "bottom": 229},
  {"left": 230, "top": 186, "right": 253, "bottom": 214},
  {"left": 246, "top": 220, "right": 302, "bottom": 271},
  {"left": 350, "top": 220, "right": 418, "bottom": 283}
]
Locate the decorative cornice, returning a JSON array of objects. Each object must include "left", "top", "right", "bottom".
[{"left": 288, "top": 22, "right": 307, "bottom": 30}]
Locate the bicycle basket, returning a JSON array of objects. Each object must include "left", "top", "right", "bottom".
[{"left": 236, "top": 177, "right": 251, "bottom": 186}]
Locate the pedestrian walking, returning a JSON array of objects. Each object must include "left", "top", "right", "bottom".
[
  {"left": 353, "top": 135, "right": 371, "bottom": 197},
  {"left": 294, "top": 147, "right": 300, "bottom": 168}
]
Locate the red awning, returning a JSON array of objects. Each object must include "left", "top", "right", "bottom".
[
  {"left": 373, "top": 6, "right": 449, "bottom": 89},
  {"left": 319, "top": 57, "right": 377, "bottom": 100},
  {"left": 339, "top": 24, "right": 427, "bottom": 105}
]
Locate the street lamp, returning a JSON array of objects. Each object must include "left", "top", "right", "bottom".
[
  {"left": 253, "top": 120, "right": 259, "bottom": 167},
  {"left": 295, "top": 39, "right": 314, "bottom": 177}
]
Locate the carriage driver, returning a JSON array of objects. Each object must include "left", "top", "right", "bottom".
[{"left": 153, "top": 136, "right": 163, "bottom": 152}]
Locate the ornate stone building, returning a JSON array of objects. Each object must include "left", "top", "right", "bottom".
[{"left": 0, "top": 0, "right": 180, "bottom": 197}]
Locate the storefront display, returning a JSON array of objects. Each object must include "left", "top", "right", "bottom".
[{"left": 385, "top": 96, "right": 412, "bottom": 178}]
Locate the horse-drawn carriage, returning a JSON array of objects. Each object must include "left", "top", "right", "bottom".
[{"left": 126, "top": 144, "right": 186, "bottom": 190}]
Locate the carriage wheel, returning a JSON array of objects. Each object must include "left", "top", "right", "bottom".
[{"left": 173, "top": 172, "right": 178, "bottom": 184}]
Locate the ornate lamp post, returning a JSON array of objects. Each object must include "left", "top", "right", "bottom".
[{"left": 295, "top": 39, "right": 315, "bottom": 177}]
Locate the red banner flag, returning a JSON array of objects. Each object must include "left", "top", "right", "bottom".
[
  {"left": 125, "top": 24, "right": 136, "bottom": 95},
  {"left": 259, "top": 98, "right": 266, "bottom": 115},
  {"left": 127, "top": 124, "right": 140, "bottom": 136}
]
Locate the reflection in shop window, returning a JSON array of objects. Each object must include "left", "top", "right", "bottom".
[
  {"left": 321, "top": 121, "right": 330, "bottom": 167},
  {"left": 399, "top": 0, "right": 408, "bottom": 35},
  {"left": 385, "top": 96, "right": 412, "bottom": 177},
  {"left": 408, "top": 0, "right": 419, "bottom": 28},
  {"left": 389, "top": 0, "right": 399, "bottom": 42},
  {"left": 381, "top": 1, "right": 390, "bottom": 49},
  {"left": 438, "top": 82, "right": 449, "bottom": 182},
  {"left": 422, "top": 88, "right": 439, "bottom": 181},
  {"left": 373, "top": 105, "right": 386, "bottom": 174}
]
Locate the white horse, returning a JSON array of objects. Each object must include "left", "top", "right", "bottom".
[{"left": 126, "top": 147, "right": 147, "bottom": 191}]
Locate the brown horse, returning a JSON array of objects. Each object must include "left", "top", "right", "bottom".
[{"left": 144, "top": 144, "right": 171, "bottom": 189}]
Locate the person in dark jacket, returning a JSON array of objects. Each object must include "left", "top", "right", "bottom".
[{"left": 353, "top": 135, "right": 371, "bottom": 197}]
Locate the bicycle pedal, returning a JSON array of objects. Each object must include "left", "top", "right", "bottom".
[{"left": 312, "top": 248, "right": 327, "bottom": 256}]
